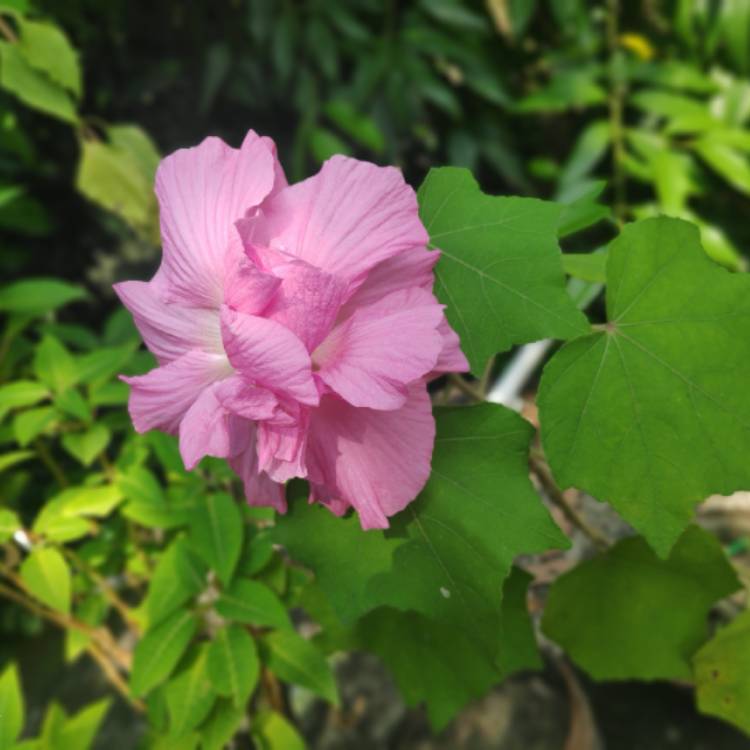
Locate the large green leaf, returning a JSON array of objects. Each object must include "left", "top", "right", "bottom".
[
  {"left": 214, "top": 579, "right": 291, "bottom": 630},
  {"left": 539, "top": 217, "right": 750, "bottom": 555},
  {"left": 274, "top": 404, "right": 567, "bottom": 661},
  {"left": 0, "top": 41, "right": 77, "bottom": 123},
  {"left": 20, "top": 546, "right": 71, "bottom": 614},
  {"left": 206, "top": 625, "right": 260, "bottom": 708},
  {"left": 55, "top": 698, "right": 111, "bottom": 749},
  {"left": 131, "top": 610, "right": 197, "bottom": 696},
  {"left": 187, "top": 493, "right": 243, "bottom": 585},
  {"left": 33, "top": 336, "right": 77, "bottom": 393},
  {"left": 263, "top": 631, "right": 338, "bottom": 705},
  {"left": 0, "top": 278, "right": 86, "bottom": 315},
  {"left": 694, "top": 608, "right": 750, "bottom": 735},
  {"left": 542, "top": 526, "right": 739, "bottom": 681},
  {"left": 61, "top": 425, "right": 110, "bottom": 467},
  {"left": 17, "top": 19, "right": 81, "bottom": 97},
  {"left": 165, "top": 645, "right": 216, "bottom": 738},
  {"left": 417, "top": 167, "right": 587, "bottom": 374},
  {"left": 200, "top": 699, "right": 245, "bottom": 750},
  {"left": 0, "top": 663, "right": 24, "bottom": 749},
  {"left": 0, "top": 380, "right": 49, "bottom": 421},
  {"left": 354, "top": 567, "right": 540, "bottom": 729},
  {"left": 142, "top": 537, "right": 206, "bottom": 627}
]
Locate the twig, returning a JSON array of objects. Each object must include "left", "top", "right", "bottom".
[
  {"left": 60, "top": 546, "right": 140, "bottom": 633},
  {"left": 261, "top": 666, "right": 288, "bottom": 715},
  {"left": 530, "top": 454, "right": 610, "bottom": 550},
  {"left": 606, "top": 0, "right": 627, "bottom": 226},
  {"left": 0, "top": 14, "right": 17, "bottom": 43},
  {"left": 34, "top": 440, "right": 69, "bottom": 487},
  {"left": 86, "top": 642, "right": 145, "bottom": 713},
  {"left": 448, "top": 373, "right": 485, "bottom": 402}
]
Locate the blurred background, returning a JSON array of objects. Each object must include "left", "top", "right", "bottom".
[{"left": 2, "top": 0, "right": 750, "bottom": 748}]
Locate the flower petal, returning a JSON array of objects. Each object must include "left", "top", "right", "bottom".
[
  {"left": 257, "top": 406, "right": 310, "bottom": 482},
  {"left": 220, "top": 305, "right": 318, "bottom": 406},
  {"left": 430, "top": 316, "right": 470, "bottom": 378},
  {"left": 179, "top": 383, "right": 250, "bottom": 470},
  {"left": 262, "top": 258, "right": 348, "bottom": 351},
  {"left": 153, "top": 130, "right": 278, "bottom": 306},
  {"left": 114, "top": 281, "right": 222, "bottom": 365},
  {"left": 229, "top": 427, "right": 287, "bottom": 512},
  {"left": 314, "top": 288, "right": 444, "bottom": 410},
  {"left": 306, "top": 385, "right": 435, "bottom": 529},
  {"left": 252, "top": 155, "right": 429, "bottom": 280},
  {"left": 122, "top": 350, "right": 231, "bottom": 434}
]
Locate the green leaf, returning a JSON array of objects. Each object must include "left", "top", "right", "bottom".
[
  {"left": 0, "top": 663, "right": 24, "bottom": 749},
  {"left": 252, "top": 711, "right": 305, "bottom": 750},
  {"left": 142, "top": 537, "right": 206, "bottom": 627},
  {"left": 165, "top": 645, "right": 216, "bottom": 737},
  {"left": 0, "top": 449, "right": 33, "bottom": 475},
  {"left": 0, "top": 380, "right": 49, "bottom": 421},
  {"left": 56, "top": 698, "right": 111, "bottom": 749},
  {"left": 12, "top": 405, "right": 57, "bottom": 446},
  {"left": 558, "top": 120, "right": 610, "bottom": 188},
  {"left": 76, "top": 344, "right": 136, "bottom": 386},
  {"left": 61, "top": 425, "right": 110, "bottom": 466},
  {"left": 0, "top": 508, "right": 21, "bottom": 542},
  {"left": 54, "top": 388, "right": 92, "bottom": 422},
  {"left": 417, "top": 167, "right": 588, "bottom": 374},
  {"left": 206, "top": 625, "right": 260, "bottom": 708},
  {"left": 131, "top": 609, "right": 198, "bottom": 696},
  {"left": 556, "top": 181, "right": 611, "bottom": 238},
  {"left": 60, "top": 484, "right": 123, "bottom": 518},
  {"left": 693, "top": 137, "right": 750, "bottom": 196},
  {"left": 561, "top": 250, "right": 607, "bottom": 283},
  {"left": 17, "top": 19, "right": 81, "bottom": 97},
  {"left": 324, "top": 100, "right": 385, "bottom": 152},
  {"left": 0, "top": 278, "right": 86, "bottom": 315},
  {"left": 0, "top": 42, "right": 77, "bottom": 123},
  {"left": 20, "top": 546, "right": 71, "bottom": 614},
  {"left": 354, "top": 567, "right": 540, "bottom": 729},
  {"left": 76, "top": 127, "right": 159, "bottom": 238},
  {"left": 543, "top": 527, "right": 739, "bottom": 680},
  {"left": 694, "top": 608, "right": 750, "bottom": 735},
  {"left": 263, "top": 630, "right": 338, "bottom": 705},
  {"left": 214, "top": 579, "right": 291, "bottom": 630},
  {"left": 33, "top": 497, "right": 90, "bottom": 543},
  {"left": 539, "top": 217, "right": 750, "bottom": 555},
  {"left": 187, "top": 493, "right": 243, "bottom": 585},
  {"left": 309, "top": 128, "right": 351, "bottom": 164},
  {"left": 200, "top": 699, "right": 245, "bottom": 750},
  {"left": 33, "top": 336, "right": 77, "bottom": 393},
  {"left": 274, "top": 404, "right": 567, "bottom": 661}
]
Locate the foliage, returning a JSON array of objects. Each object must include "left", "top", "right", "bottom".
[{"left": 2, "top": 1, "right": 750, "bottom": 748}]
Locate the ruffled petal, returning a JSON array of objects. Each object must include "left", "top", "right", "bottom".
[
  {"left": 229, "top": 427, "right": 287, "bottom": 512},
  {"left": 313, "top": 288, "right": 444, "bottom": 410},
  {"left": 262, "top": 258, "right": 348, "bottom": 351},
  {"left": 306, "top": 385, "right": 435, "bottom": 529},
  {"left": 179, "top": 383, "right": 250, "bottom": 470},
  {"left": 430, "top": 316, "right": 470, "bottom": 378},
  {"left": 114, "top": 281, "right": 222, "bottom": 365},
  {"left": 250, "top": 155, "right": 428, "bottom": 281},
  {"left": 257, "top": 405, "right": 310, "bottom": 482},
  {"left": 122, "top": 350, "right": 232, "bottom": 434},
  {"left": 220, "top": 305, "right": 319, "bottom": 406},
  {"left": 153, "top": 130, "right": 278, "bottom": 306},
  {"left": 214, "top": 375, "right": 279, "bottom": 421},
  {"left": 223, "top": 250, "right": 281, "bottom": 316}
]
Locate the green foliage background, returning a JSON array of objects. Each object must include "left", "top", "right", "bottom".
[{"left": 3, "top": 0, "right": 750, "bottom": 748}]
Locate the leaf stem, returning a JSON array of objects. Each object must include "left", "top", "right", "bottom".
[
  {"left": 0, "top": 14, "right": 17, "bottom": 43},
  {"left": 86, "top": 642, "right": 145, "bottom": 713},
  {"left": 606, "top": 0, "right": 627, "bottom": 226},
  {"left": 34, "top": 439, "right": 69, "bottom": 487},
  {"left": 530, "top": 453, "right": 610, "bottom": 550},
  {"left": 448, "top": 373, "right": 485, "bottom": 402}
]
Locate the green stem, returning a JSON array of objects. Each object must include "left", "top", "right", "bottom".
[
  {"left": 606, "top": 0, "right": 627, "bottom": 226},
  {"left": 35, "top": 440, "right": 69, "bottom": 487}
]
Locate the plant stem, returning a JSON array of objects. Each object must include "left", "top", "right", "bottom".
[
  {"left": 86, "top": 642, "right": 145, "bottom": 713},
  {"left": 530, "top": 454, "right": 610, "bottom": 550},
  {"left": 60, "top": 546, "right": 140, "bottom": 633},
  {"left": 261, "top": 667, "right": 288, "bottom": 715},
  {"left": 606, "top": 0, "right": 627, "bottom": 226},
  {"left": 35, "top": 440, "right": 69, "bottom": 487},
  {"left": 448, "top": 373, "right": 485, "bottom": 402},
  {"left": 0, "top": 14, "right": 17, "bottom": 43}
]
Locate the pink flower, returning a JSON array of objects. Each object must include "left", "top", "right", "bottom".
[{"left": 115, "top": 130, "right": 468, "bottom": 529}]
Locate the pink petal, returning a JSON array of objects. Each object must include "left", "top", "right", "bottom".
[
  {"left": 214, "top": 375, "right": 279, "bottom": 421},
  {"left": 153, "top": 131, "right": 278, "bottom": 307},
  {"left": 313, "top": 288, "right": 444, "bottom": 410},
  {"left": 250, "top": 155, "right": 429, "bottom": 280},
  {"left": 229, "top": 427, "right": 287, "bottom": 512},
  {"left": 122, "top": 350, "right": 231, "bottom": 434},
  {"left": 262, "top": 258, "right": 348, "bottom": 351},
  {"left": 179, "top": 383, "right": 250, "bottom": 470},
  {"left": 223, "top": 250, "right": 281, "bottom": 316},
  {"left": 220, "top": 305, "right": 319, "bottom": 406},
  {"left": 257, "top": 406, "right": 310, "bottom": 482},
  {"left": 338, "top": 246, "right": 438, "bottom": 317},
  {"left": 114, "top": 281, "right": 222, "bottom": 365},
  {"left": 305, "top": 384, "right": 435, "bottom": 529},
  {"left": 430, "top": 317, "right": 470, "bottom": 378}
]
